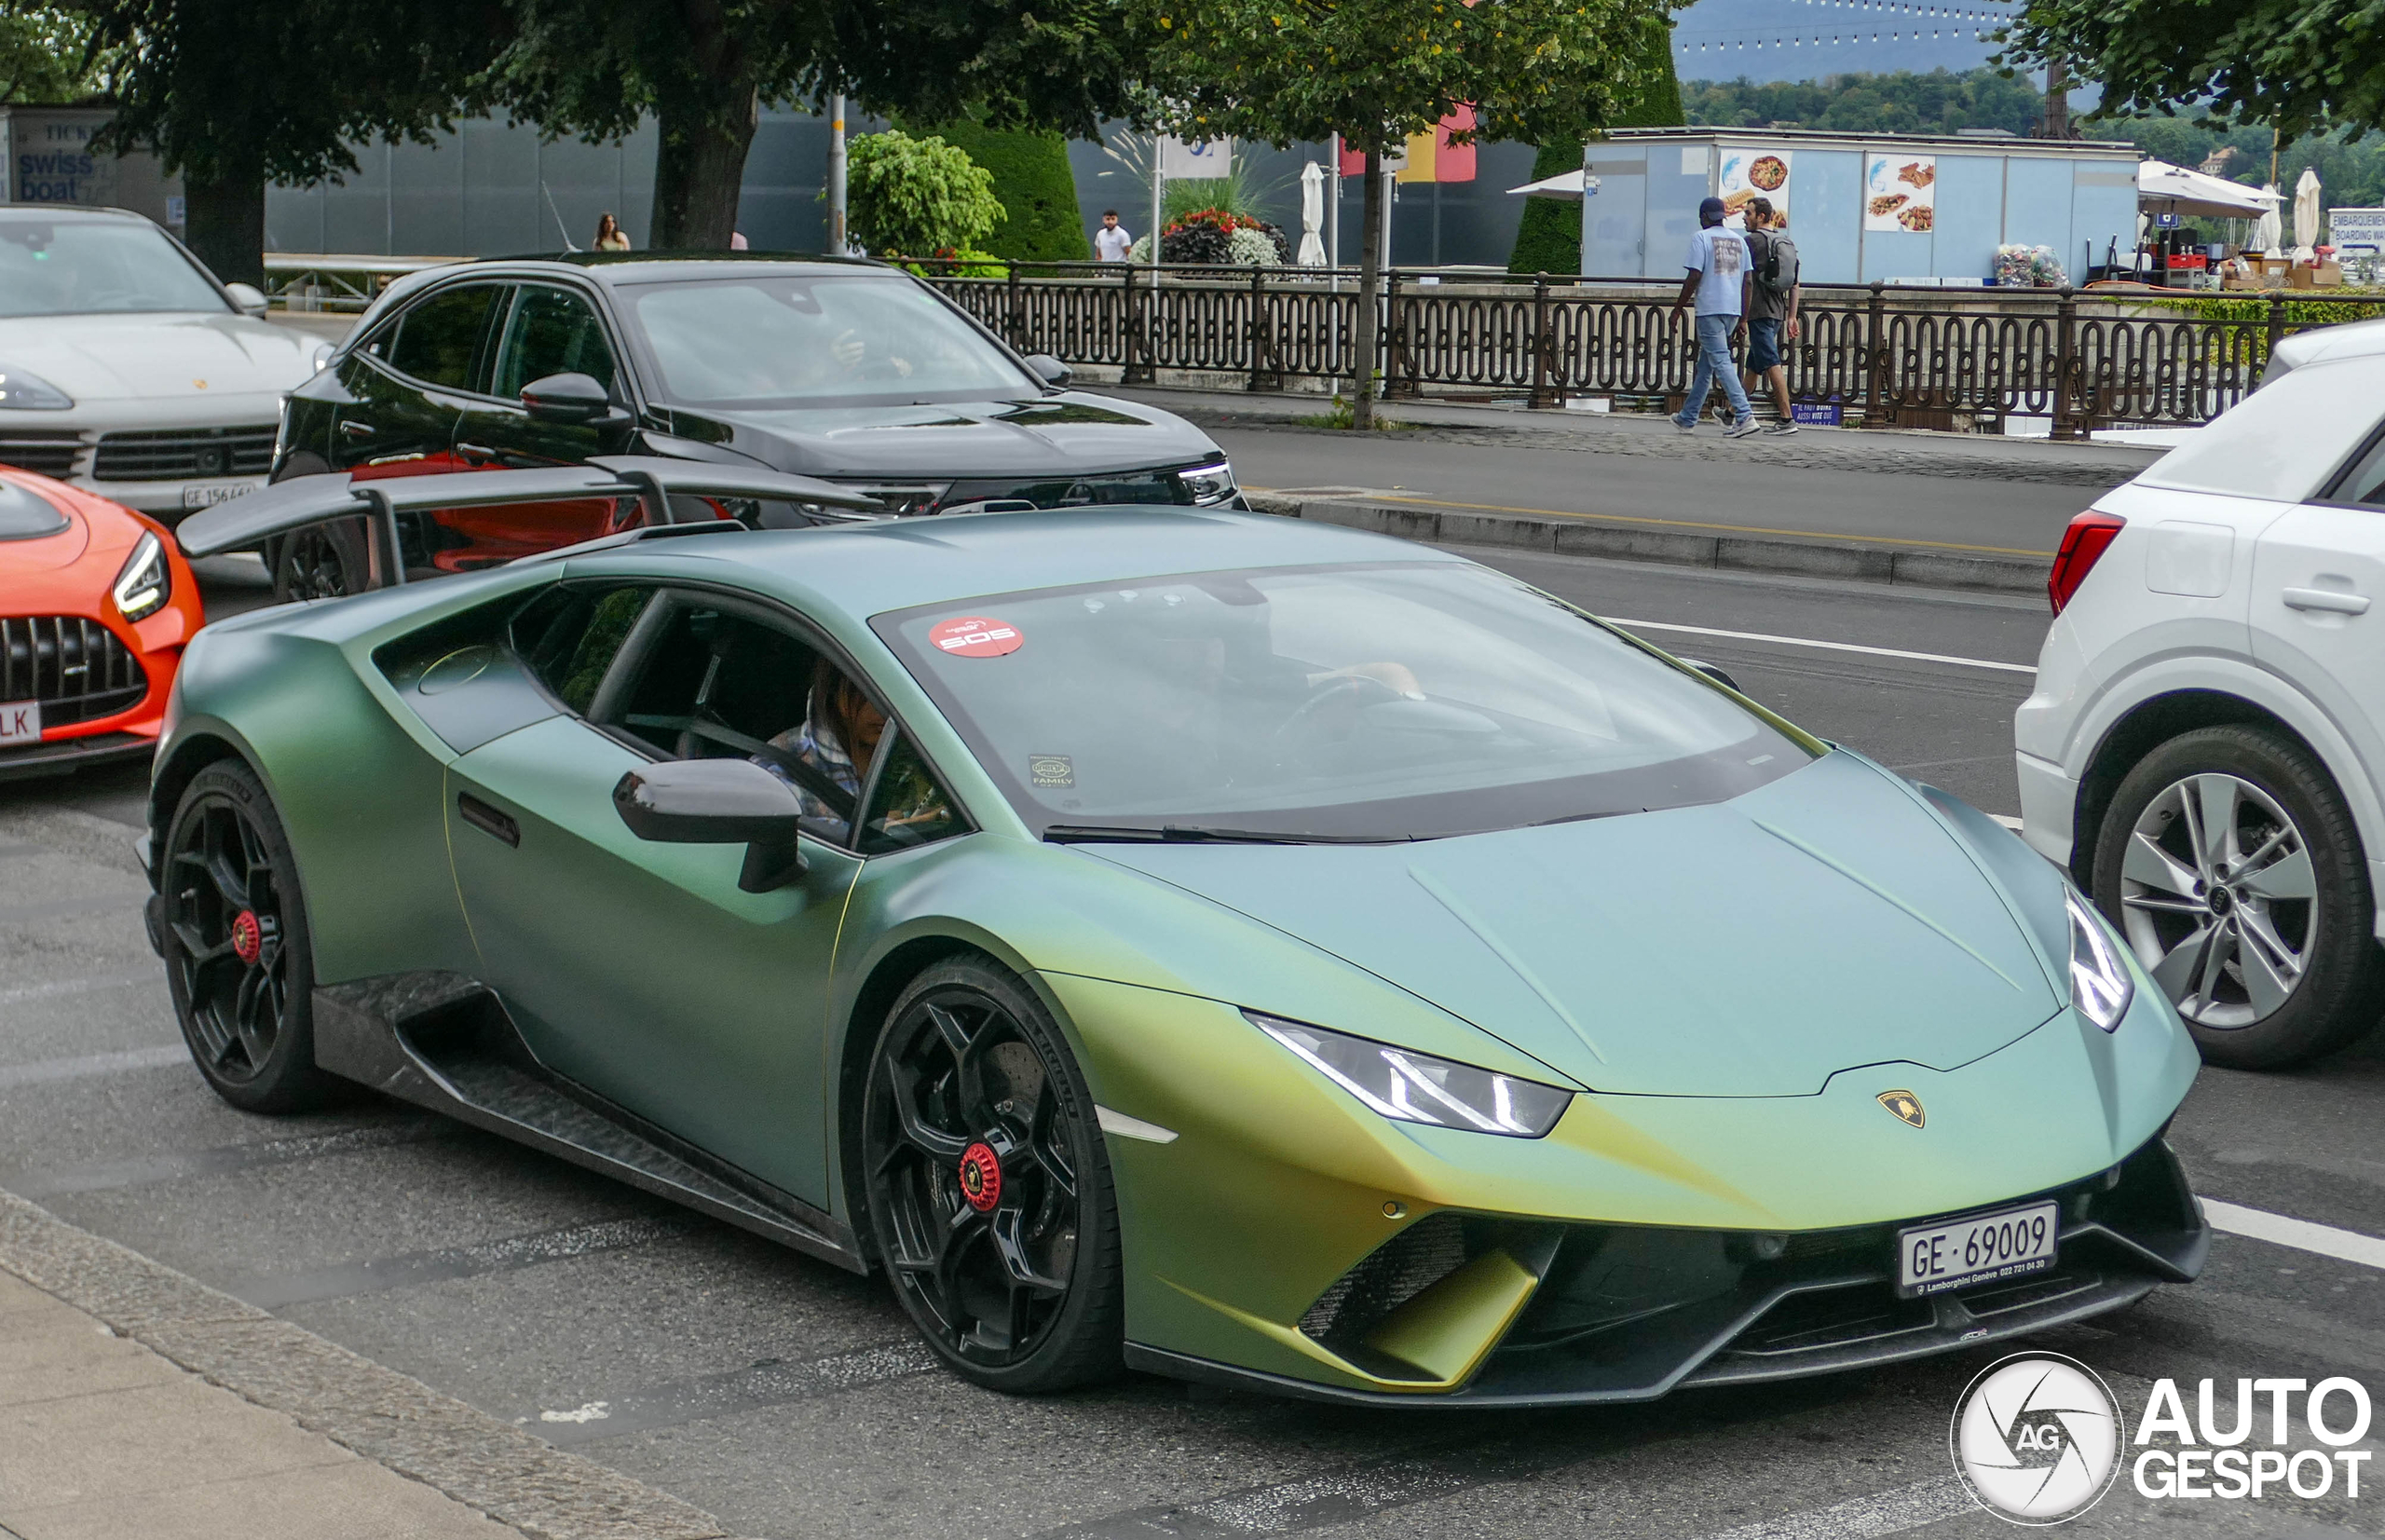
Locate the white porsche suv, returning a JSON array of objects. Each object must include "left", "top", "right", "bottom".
[
  {"left": 0, "top": 207, "right": 328, "bottom": 525},
  {"left": 2018, "top": 341, "right": 2385, "bottom": 1069}
]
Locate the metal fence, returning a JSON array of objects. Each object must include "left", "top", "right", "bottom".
[{"left": 920, "top": 259, "right": 2384, "bottom": 435}]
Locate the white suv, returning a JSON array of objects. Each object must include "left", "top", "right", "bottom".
[{"left": 2017, "top": 348, "right": 2385, "bottom": 1068}]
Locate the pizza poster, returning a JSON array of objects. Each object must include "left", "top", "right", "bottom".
[
  {"left": 1717, "top": 148, "right": 1792, "bottom": 227},
  {"left": 1864, "top": 153, "right": 1937, "bottom": 234}
]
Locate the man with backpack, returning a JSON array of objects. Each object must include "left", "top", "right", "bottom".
[
  {"left": 1669, "top": 197, "right": 1760, "bottom": 438},
  {"left": 1740, "top": 198, "right": 1803, "bottom": 434}
]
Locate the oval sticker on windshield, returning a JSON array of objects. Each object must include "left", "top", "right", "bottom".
[{"left": 929, "top": 616, "right": 1023, "bottom": 658}]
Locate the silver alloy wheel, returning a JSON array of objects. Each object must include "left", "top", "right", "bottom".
[{"left": 2117, "top": 772, "right": 2318, "bottom": 1029}]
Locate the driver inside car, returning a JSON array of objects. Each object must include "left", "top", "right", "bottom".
[{"left": 758, "top": 658, "right": 886, "bottom": 829}]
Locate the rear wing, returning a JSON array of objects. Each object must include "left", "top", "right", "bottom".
[{"left": 175, "top": 457, "right": 885, "bottom": 578}]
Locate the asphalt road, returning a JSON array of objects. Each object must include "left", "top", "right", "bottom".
[{"left": 4, "top": 550, "right": 2384, "bottom": 1540}]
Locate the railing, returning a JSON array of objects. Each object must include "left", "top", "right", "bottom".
[{"left": 916, "top": 258, "right": 2384, "bottom": 434}]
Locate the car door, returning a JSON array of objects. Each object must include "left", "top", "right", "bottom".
[
  {"left": 438, "top": 282, "right": 647, "bottom": 566},
  {"left": 2247, "top": 422, "right": 2385, "bottom": 809},
  {"left": 333, "top": 282, "right": 508, "bottom": 479},
  {"left": 443, "top": 582, "right": 876, "bottom": 1206}
]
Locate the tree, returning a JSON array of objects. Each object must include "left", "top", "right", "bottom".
[
  {"left": 77, "top": 0, "right": 503, "bottom": 283},
  {"left": 2000, "top": 0, "right": 2385, "bottom": 141},
  {"left": 482, "top": 0, "right": 1146, "bottom": 251},
  {"left": 846, "top": 129, "right": 1002, "bottom": 256},
  {"left": 2, "top": 6, "right": 108, "bottom": 104},
  {"left": 910, "top": 112, "right": 1088, "bottom": 262},
  {"left": 1132, "top": 0, "right": 1670, "bottom": 427},
  {"left": 1510, "top": 15, "right": 1683, "bottom": 276}
]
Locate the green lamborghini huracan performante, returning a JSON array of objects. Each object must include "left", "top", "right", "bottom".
[{"left": 145, "top": 482, "right": 2208, "bottom": 1405}]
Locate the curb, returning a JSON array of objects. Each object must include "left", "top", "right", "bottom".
[
  {"left": 0, "top": 1187, "right": 739, "bottom": 1540},
  {"left": 1247, "top": 493, "right": 2050, "bottom": 596}
]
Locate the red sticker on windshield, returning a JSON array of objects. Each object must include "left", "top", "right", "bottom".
[{"left": 929, "top": 616, "right": 1023, "bottom": 658}]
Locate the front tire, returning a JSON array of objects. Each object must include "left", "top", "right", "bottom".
[
  {"left": 2092, "top": 725, "right": 2385, "bottom": 1069},
  {"left": 159, "top": 761, "right": 344, "bottom": 1111},
  {"left": 861, "top": 959, "right": 1124, "bottom": 1393}
]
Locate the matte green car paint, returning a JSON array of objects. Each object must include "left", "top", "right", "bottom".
[
  {"left": 444, "top": 715, "right": 861, "bottom": 1206},
  {"left": 1083, "top": 752, "right": 2064, "bottom": 1097},
  {"left": 155, "top": 510, "right": 2201, "bottom": 1399}
]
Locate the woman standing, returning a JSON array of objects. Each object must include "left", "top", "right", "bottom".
[{"left": 592, "top": 212, "right": 632, "bottom": 252}]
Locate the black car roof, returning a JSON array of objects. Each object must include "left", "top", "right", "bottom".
[{"left": 469, "top": 252, "right": 896, "bottom": 285}]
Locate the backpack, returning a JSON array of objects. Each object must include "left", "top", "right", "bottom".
[{"left": 1758, "top": 231, "right": 1800, "bottom": 297}]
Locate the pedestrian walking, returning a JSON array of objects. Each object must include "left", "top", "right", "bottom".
[
  {"left": 593, "top": 212, "right": 631, "bottom": 252},
  {"left": 1670, "top": 197, "right": 1759, "bottom": 438},
  {"left": 1740, "top": 198, "right": 1803, "bottom": 434},
  {"left": 1094, "top": 210, "right": 1134, "bottom": 263}
]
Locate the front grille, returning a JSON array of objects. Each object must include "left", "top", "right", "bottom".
[
  {"left": 0, "top": 432, "right": 85, "bottom": 479},
  {"left": 1, "top": 617, "right": 148, "bottom": 726},
  {"left": 93, "top": 425, "right": 274, "bottom": 482}
]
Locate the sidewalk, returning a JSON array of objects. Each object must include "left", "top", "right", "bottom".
[{"left": 0, "top": 1270, "right": 513, "bottom": 1540}]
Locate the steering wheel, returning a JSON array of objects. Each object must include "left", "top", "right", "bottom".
[{"left": 1274, "top": 671, "right": 1411, "bottom": 742}]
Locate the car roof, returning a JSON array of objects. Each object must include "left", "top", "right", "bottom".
[
  {"left": 0, "top": 205, "right": 156, "bottom": 225},
  {"left": 576, "top": 507, "right": 1465, "bottom": 619},
  {"left": 2269, "top": 314, "right": 2385, "bottom": 376},
  {"left": 466, "top": 252, "right": 897, "bottom": 286}
]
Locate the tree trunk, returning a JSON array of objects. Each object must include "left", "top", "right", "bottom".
[
  {"left": 1352, "top": 152, "right": 1383, "bottom": 430},
  {"left": 183, "top": 157, "right": 266, "bottom": 287},
  {"left": 650, "top": 88, "right": 757, "bottom": 250}
]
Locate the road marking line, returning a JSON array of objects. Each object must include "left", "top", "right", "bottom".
[
  {"left": 0, "top": 1044, "right": 186, "bottom": 1091},
  {"left": 1346, "top": 491, "right": 2059, "bottom": 558},
  {"left": 2204, "top": 1198, "right": 2385, "bottom": 1271},
  {"left": 1608, "top": 618, "right": 2038, "bottom": 675},
  {"left": 1692, "top": 1478, "right": 1973, "bottom": 1540},
  {"left": 0, "top": 973, "right": 157, "bottom": 1006}
]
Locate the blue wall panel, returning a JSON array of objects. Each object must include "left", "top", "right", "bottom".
[
  {"left": 1643, "top": 143, "right": 1712, "bottom": 278},
  {"left": 2071, "top": 160, "right": 2139, "bottom": 279},
  {"left": 1931, "top": 156, "right": 2003, "bottom": 283},
  {"left": 1583, "top": 146, "right": 1648, "bottom": 278},
  {"left": 2002, "top": 157, "right": 2075, "bottom": 273},
  {"left": 1787, "top": 150, "right": 1861, "bottom": 284}
]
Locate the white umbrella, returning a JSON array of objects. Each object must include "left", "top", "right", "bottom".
[
  {"left": 2294, "top": 166, "right": 2323, "bottom": 260},
  {"left": 1506, "top": 169, "right": 1595, "bottom": 200},
  {"left": 2135, "top": 159, "right": 2279, "bottom": 219},
  {"left": 1298, "top": 161, "right": 1327, "bottom": 266},
  {"left": 2254, "top": 185, "right": 2283, "bottom": 257}
]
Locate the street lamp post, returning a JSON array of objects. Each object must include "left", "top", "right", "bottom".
[{"left": 826, "top": 92, "right": 848, "bottom": 253}]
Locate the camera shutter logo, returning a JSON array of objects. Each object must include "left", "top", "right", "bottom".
[{"left": 1951, "top": 1353, "right": 2125, "bottom": 1524}]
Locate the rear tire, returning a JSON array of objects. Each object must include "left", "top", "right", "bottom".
[
  {"left": 2092, "top": 725, "right": 2385, "bottom": 1069},
  {"left": 268, "top": 515, "right": 371, "bottom": 603},
  {"left": 159, "top": 761, "right": 344, "bottom": 1112},
  {"left": 861, "top": 959, "right": 1124, "bottom": 1394}
]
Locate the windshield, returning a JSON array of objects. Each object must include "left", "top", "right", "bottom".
[
  {"left": 0, "top": 217, "right": 227, "bottom": 318},
  {"left": 875, "top": 562, "right": 1818, "bottom": 841},
  {"left": 621, "top": 273, "right": 1039, "bottom": 407}
]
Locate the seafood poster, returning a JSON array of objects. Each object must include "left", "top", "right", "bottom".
[
  {"left": 1717, "top": 148, "right": 1792, "bottom": 226},
  {"left": 1864, "top": 154, "right": 1936, "bottom": 233}
]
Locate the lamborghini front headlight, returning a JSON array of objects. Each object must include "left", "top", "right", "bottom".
[
  {"left": 2066, "top": 889, "right": 2133, "bottom": 1031},
  {"left": 1246, "top": 1011, "right": 1572, "bottom": 1137}
]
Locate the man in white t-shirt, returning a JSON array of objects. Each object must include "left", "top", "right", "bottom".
[
  {"left": 1094, "top": 211, "right": 1135, "bottom": 262},
  {"left": 1669, "top": 197, "right": 1759, "bottom": 438}
]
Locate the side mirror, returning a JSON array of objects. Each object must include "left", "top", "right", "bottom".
[
  {"left": 613, "top": 759, "right": 808, "bottom": 892},
  {"left": 1024, "top": 353, "right": 1072, "bottom": 388},
  {"left": 522, "top": 372, "right": 626, "bottom": 427},
  {"left": 224, "top": 281, "right": 269, "bottom": 318},
  {"left": 1682, "top": 659, "right": 1742, "bottom": 694}
]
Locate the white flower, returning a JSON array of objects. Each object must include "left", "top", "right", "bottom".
[{"left": 1226, "top": 225, "right": 1283, "bottom": 266}]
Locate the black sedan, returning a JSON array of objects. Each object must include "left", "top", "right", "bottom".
[{"left": 268, "top": 253, "right": 1236, "bottom": 595}]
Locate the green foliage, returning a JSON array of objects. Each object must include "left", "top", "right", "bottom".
[
  {"left": 906, "top": 248, "right": 1012, "bottom": 279},
  {"left": 1126, "top": 0, "right": 1672, "bottom": 158},
  {"left": 2000, "top": 0, "right": 2385, "bottom": 141},
  {"left": 0, "top": 7, "right": 110, "bottom": 104},
  {"left": 908, "top": 114, "right": 1088, "bottom": 263},
  {"left": 848, "top": 130, "right": 1006, "bottom": 258},
  {"left": 1682, "top": 67, "right": 2047, "bottom": 136},
  {"left": 1510, "top": 16, "right": 1683, "bottom": 275}
]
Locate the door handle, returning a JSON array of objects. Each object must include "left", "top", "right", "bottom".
[
  {"left": 457, "top": 793, "right": 520, "bottom": 848},
  {"left": 2283, "top": 587, "right": 2371, "bottom": 616},
  {"left": 456, "top": 442, "right": 497, "bottom": 464},
  {"left": 338, "top": 419, "right": 376, "bottom": 440}
]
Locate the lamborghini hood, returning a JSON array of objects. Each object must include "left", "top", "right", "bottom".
[{"left": 1084, "top": 752, "right": 2062, "bottom": 1097}]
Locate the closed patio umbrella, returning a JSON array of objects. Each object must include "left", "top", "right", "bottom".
[
  {"left": 2294, "top": 166, "right": 2323, "bottom": 260},
  {"left": 2254, "top": 185, "right": 2283, "bottom": 257},
  {"left": 1298, "top": 161, "right": 1327, "bottom": 266}
]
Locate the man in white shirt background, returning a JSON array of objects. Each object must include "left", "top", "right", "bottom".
[
  {"left": 1094, "top": 211, "right": 1135, "bottom": 262},
  {"left": 1669, "top": 197, "right": 1760, "bottom": 439}
]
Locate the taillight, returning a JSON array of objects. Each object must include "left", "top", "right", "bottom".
[{"left": 2049, "top": 511, "right": 2126, "bottom": 616}]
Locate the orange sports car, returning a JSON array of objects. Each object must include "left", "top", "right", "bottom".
[{"left": 0, "top": 467, "right": 198, "bottom": 778}]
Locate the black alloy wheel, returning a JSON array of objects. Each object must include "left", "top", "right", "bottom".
[
  {"left": 160, "top": 761, "right": 342, "bottom": 1112},
  {"left": 862, "top": 960, "right": 1123, "bottom": 1393},
  {"left": 268, "top": 516, "right": 369, "bottom": 603}
]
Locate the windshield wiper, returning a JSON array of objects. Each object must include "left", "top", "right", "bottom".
[{"left": 1042, "top": 823, "right": 1411, "bottom": 846}]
